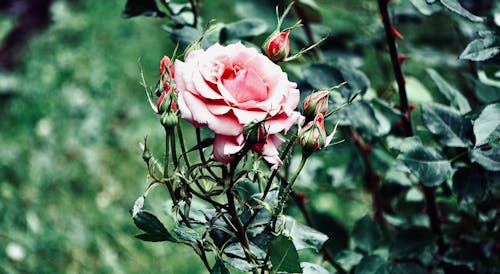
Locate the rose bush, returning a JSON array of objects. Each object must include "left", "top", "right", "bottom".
[{"left": 174, "top": 42, "right": 302, "bottom": 167}]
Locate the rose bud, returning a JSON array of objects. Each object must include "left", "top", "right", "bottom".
[
  {"left": 302, "top": 90, "right": 330, "bottom": 122},
  {"left": 263, "top": 30, "right": 290, "bottom": 62},
  {"left": 156, "top": 90, "right": 178, "bottom": 114},
  {"left": 298, "top": 113, "right": 336, "bottom": 157},
  {"left": 160, "top": 56, "right": 174, "bottom": 93},
  {"left": 160, "top": 111, "right": 178, "bottom": 129}
]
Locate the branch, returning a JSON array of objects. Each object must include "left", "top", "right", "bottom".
[{"left": 376, "top": 0, "right": 412, "bottom": 137}]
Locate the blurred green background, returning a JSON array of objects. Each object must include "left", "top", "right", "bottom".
[{"left": 1, "top": 0, "right": 496, "bottom": 273}]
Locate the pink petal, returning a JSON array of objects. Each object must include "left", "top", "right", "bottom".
[{"left": 213, "top": 134, "right": 244, "bottom": 164}]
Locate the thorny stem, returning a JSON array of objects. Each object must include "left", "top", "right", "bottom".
[
  {"left": 376, "top": 0, "right": 412, "bottom": 137},
  {"left": 176, "top": 121, "right": 191, "bottom": 168},
  {"left": 377, "top": 0, "right": 445, "bottom": 253},
  {"left": 226, "top": 152, "right": 258, "bottom": 267},
  {"left": 350, "top": 128, "right": 388, "bottom": 228},
  {"left": 244, "top": 135, "right": 297, "bottom": 229},
  {"left": 272, "top": 156, "right": 307, "bottom": 229}
]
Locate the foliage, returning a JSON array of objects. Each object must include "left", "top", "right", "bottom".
[{"left": 1, "top": 0, "right": 499, "bottom": 273}]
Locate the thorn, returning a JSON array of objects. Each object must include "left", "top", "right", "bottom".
[
  {"left": 391, "top": 26, "right": 404, "bottom": 40},
  {"left": 398, "top": 54, "right": 409, "bottom": 64}
]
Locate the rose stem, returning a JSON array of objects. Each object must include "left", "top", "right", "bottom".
[{"left": 376, "top": 0, "right": 444, "bottom": 253}]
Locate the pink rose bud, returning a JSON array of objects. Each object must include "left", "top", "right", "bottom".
[
  {"left": 156, "top": 90, "right": 178, "bottom": 114},
  {"left": 302, "top": 90, "right": 329, "bottom": 122},
  {"left": 160, "top": 56, "right": 174, "bottom": 92},
  {"left": 263, "top": 30, "right": 290, "bottom": 62},
  {"left": 298, "top": 113, "right": 336, "bottom": 157}
]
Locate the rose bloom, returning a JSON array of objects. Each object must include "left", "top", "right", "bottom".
[{"left": 174, "top": 42, "right": 302, "bottom": 168}]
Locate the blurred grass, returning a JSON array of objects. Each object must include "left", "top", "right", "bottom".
[{"left": 0, "top": 0, "right": 204, "bottom": 273}]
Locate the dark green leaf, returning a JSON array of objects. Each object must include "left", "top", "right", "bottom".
[
  {"left": 421, "top": 103, "right": 473, "bottom": 148},
  {"left": 133, "top": 210, "right": 176, "bottom": 242},
  {"left": 301, "top": 262, "right": 329, "bottom": 274},
  {"left": 439, "top": 0, "right": 485, "bottom": 23},
  {"left": 343, "top": 101, "right": 387, "bottom": 138},
  {"left": 135, "top": 233, "right": 173, "bottom": 242},
  {"left": 390, "top": 227, "right": 436, "bottom": 259},
  {"left": 284, "top": 216, "right": 328, "bottom": 251},
  {"left": 460, "top": 33, "right": 499, "bottom": 61},
  {"left": 221, "top": 19, "right": 268, "bottom": 42},
  {"left": 397, "top": 137, "right": 453, "bottom": 187},
  {"left": 165, "top": 26, "right": 201, "bottom": 49},
  {"left": 409, "top": 0, "right": 442, "bottom": 15},
  {"left": 224, "top": 257, "right": 257, "bottom": 272},
  {"left": 352, "top": 215, "right": 383, "bottom": 252},
  {"left": 335, "top": 250, "right": 363, "bottom": 272},
  {"left": 174, "top": 225, "right": 201, "bottom": 243},
  {"left": 297, "top": 0, "right": 322, "bottom": 23},
  {"left": 470, "top": 146, "right": 500, "bottom": 171},
  {"left": 354, "top": 255, "right": 390, "bottom": 274},
  {"left": 468, "top": 76, "right": 500, "bottom": 104},
  {"left": 268, "top": 235, "right": 302, "bottom": 273},
  {"left": 391, "top": 262, "right": 427, "bottom": 274},
  {"left": 426, "top": 69, "right": 471, "bottom": 114},
  {"left": 473, "top": 103, "right": 500, "bottom": 146},
  {"left": 302, "top": 64, "right": 344, "bottom": 90},
  {"left": 443, "top": 245, "right": 482, "bottom": 270},
  {"left": 211, "top": 259, "right": 230, "bottom": 274},
  {"left": 122, "top": 0, "right": 164, "bottom": 18},
  {"left": 224, "top": 242, "right": 266, "bottom": 260},
  {"left": 452, "top": 167, "right": 486, "bottom": 203}
]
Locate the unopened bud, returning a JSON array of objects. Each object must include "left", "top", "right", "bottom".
[
  {"left": 160, "top": 111, "right": 178, "bottom": 128},
  {"left": 302, "top": 90, "right": 329, "bottom": 122},
  {"left": 298, "top": 114, "right": 336, "bottom": 157},
  {"left": 263, "top": 30, "right": 290, "bottom": 62}
]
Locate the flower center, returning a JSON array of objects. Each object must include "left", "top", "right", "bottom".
[{"left": 222, "top": 66, "right": 268, "bottom": 103}]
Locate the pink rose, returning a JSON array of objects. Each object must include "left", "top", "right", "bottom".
[{"left": 174, "top": 42, "right": 302, "bottom": 168}]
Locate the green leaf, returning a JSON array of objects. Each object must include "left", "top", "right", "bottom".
[
  {"left": 439, "top": 0, "right": 485, "bottom": 23},
  {"left": 297, "top": 0, "right": 322, "bottom": 23},
  {"left": 224, "top": 242, "right": 266, "bottom": 260},
  {"left": 460, "top": 32, "right": 499, "bottom": 61},
  {"left": 335, "top": 250, "right": 364, "bottom": 272},
  {"left": 470, "top": 146, "right": 500, "bottom": 172},
  {"left": 174, "top": 225, "right": 202, "bottom": 243},
  {"left": 352, "top": 215, "right": 383, "bottom": 252},
  {"left": 302, "top": 64, "right": 344, "bottom": 90},
  {"left": 397, "top": 137, "right": 453, "bottom": 187},
  {"left": 224, "top": 257, "right": 257, "bottom": 272},
  {"left": 122, "top": 0, "right": 164, "bottom": 18},
  {"left": 409, "top": 0, "right": 442, "bottom": 16},
  {"left": 442, "top": 245, "right": 482, "bottom": 270},
  {"left": 211, "top": 259, "right": 230, "bottom": 274},
  {"left": 268, "top": 235, "right": 302, "bottom": 273},
  {"left": 390, "top": 227, "right": 436, "bottom": 259},
  {"left": 426, "top": 69, "right": 471, "bottom": 114},
  {"left": 343, "top": 101, "right": 389, "bottom": 138},
  {"left": 398, "top": 76, "right": 434, "bottom": 104},
  {"left": 421, "top": 103, "right": 473, "bottom": 148},
  {"left": 473, "top": 103, "right": 500, "bottom": 146},
  {"left": 452, "top": 167, "right": 486, "bottom": 203},
  {"left": 300, "top": 262, "right": 329, "bottom": 274},
  {"left": 391, "top": 262, "right": 427, "bottom": 274},
  {"left": 220, "top": 19, "right": 268, "bottom": 42},
  {"left": 133, "top": 210, "right": 176, "bottom": 242},
  {"left": 354, "top": 255, "right": 390, "bottom": 274},
  {"left": 284, "top": 216, "right": 328, "bottom": 252}
]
